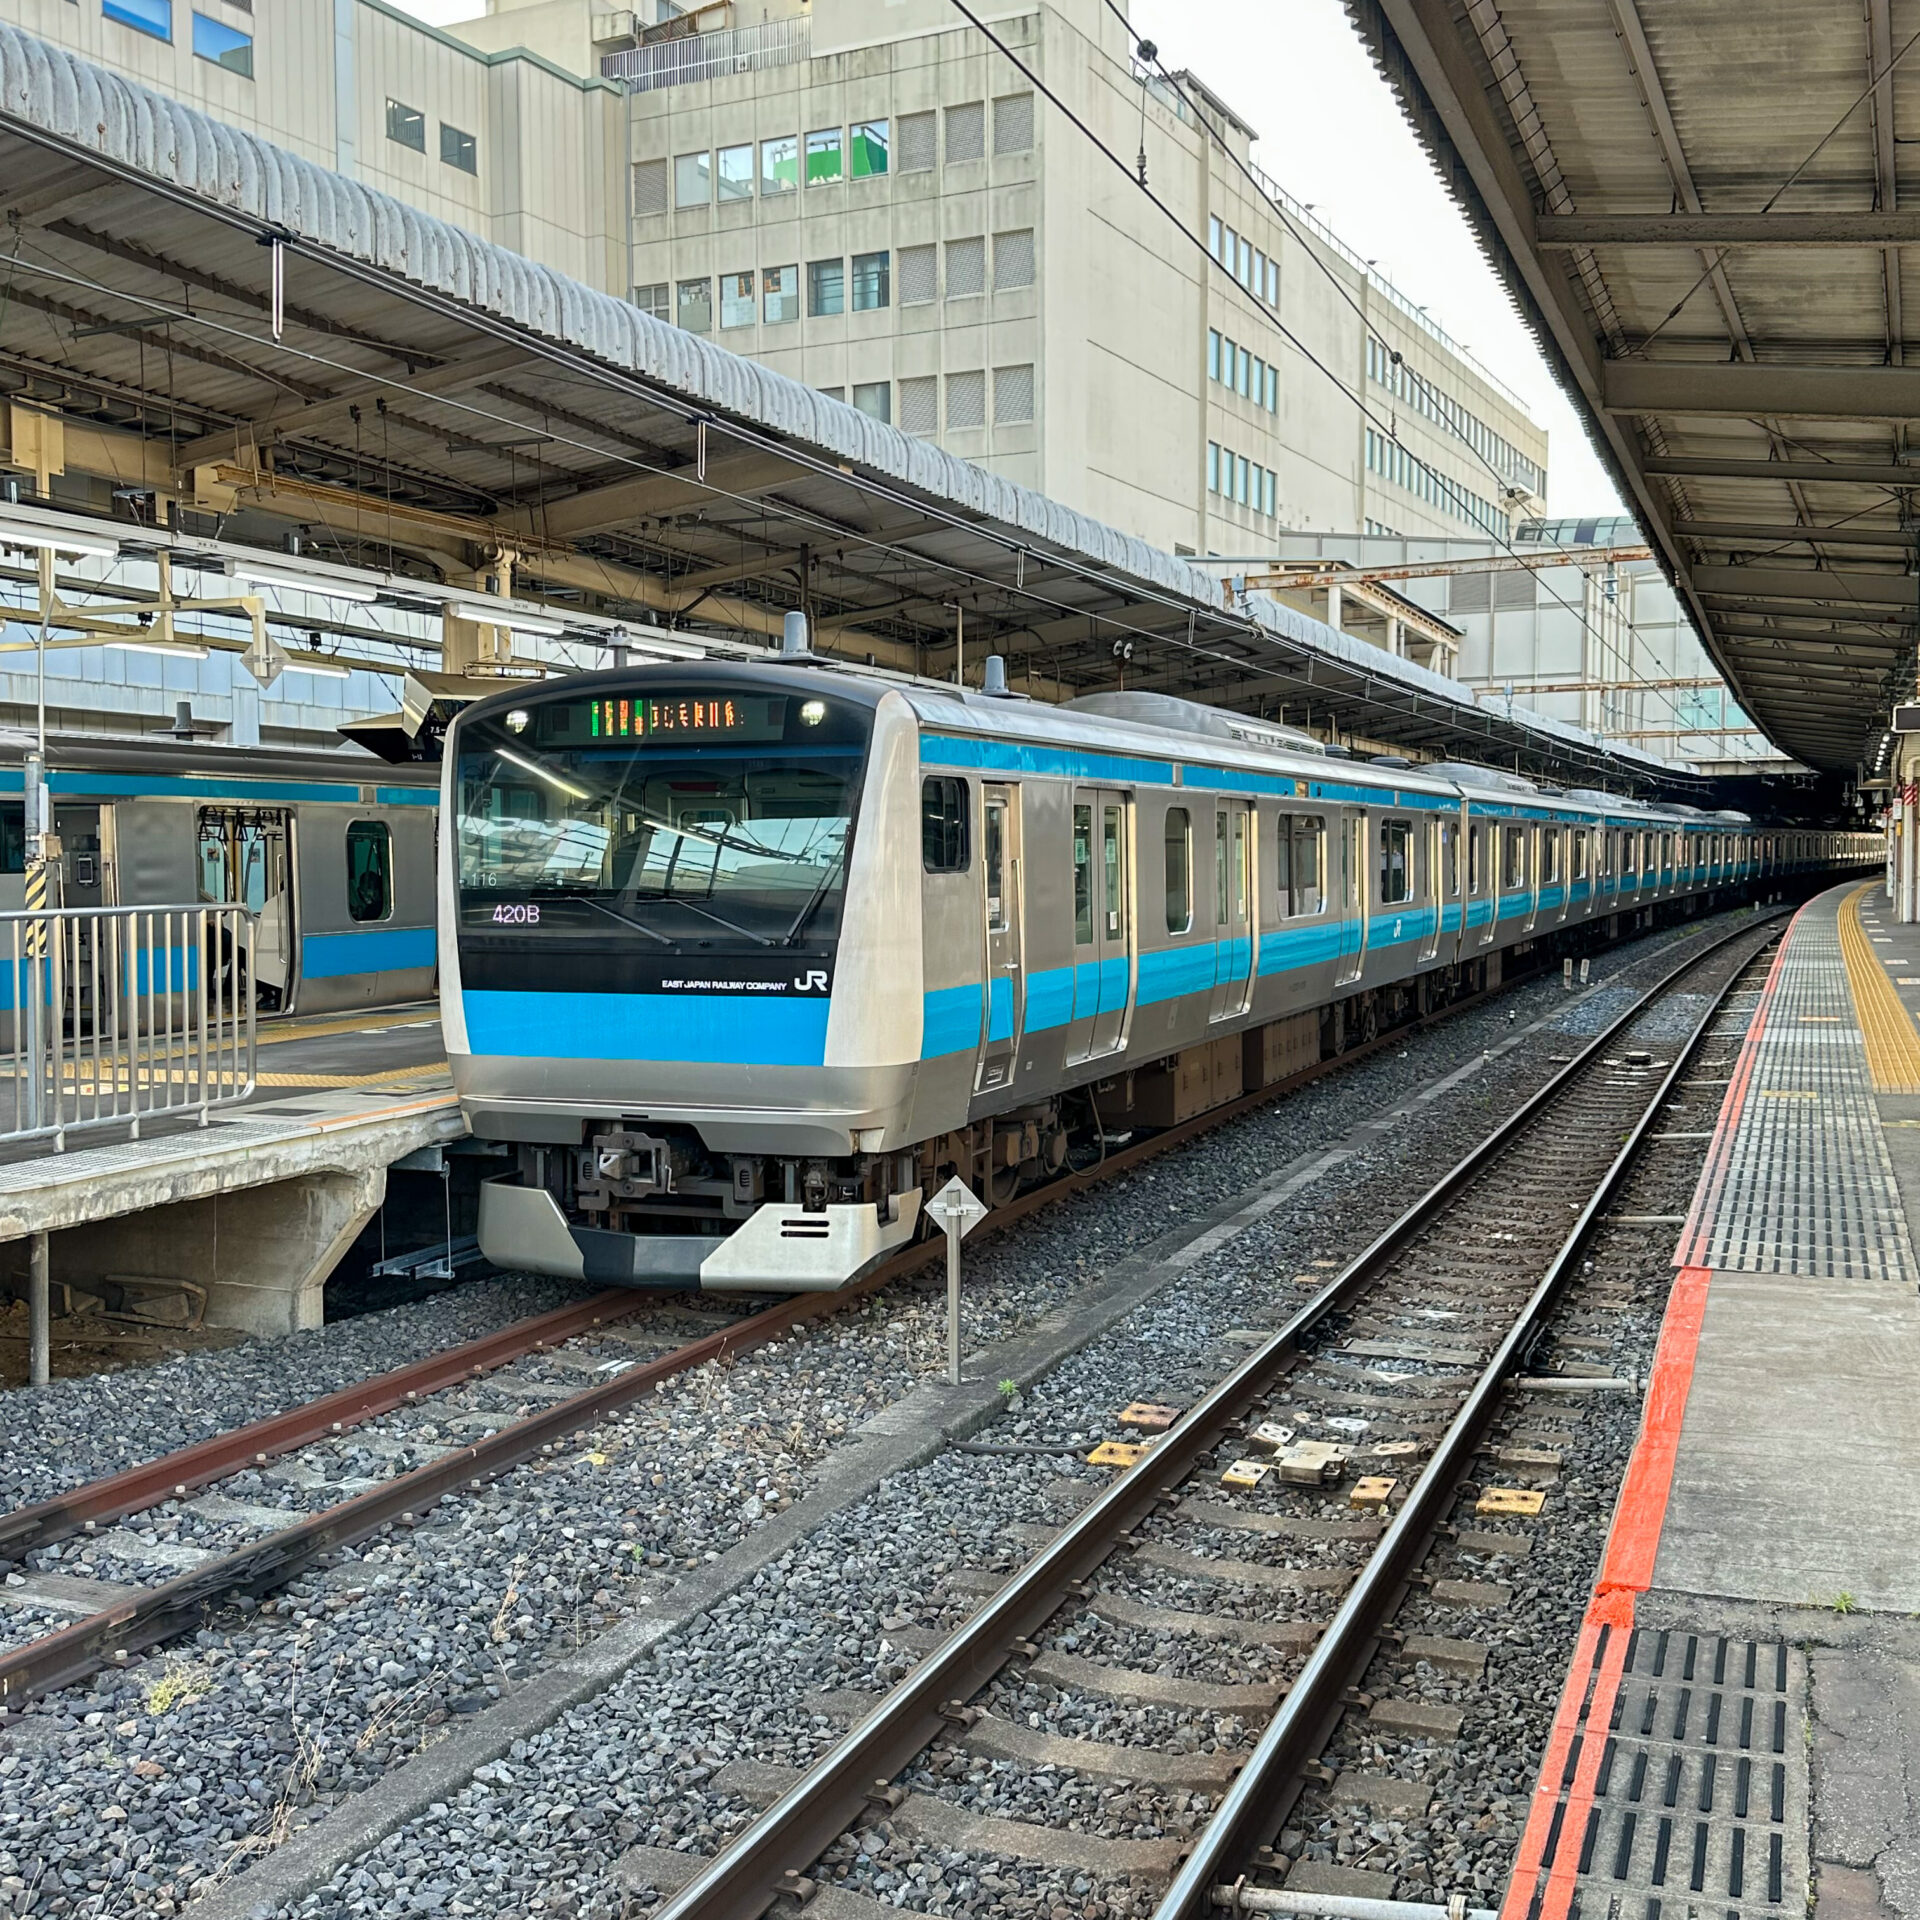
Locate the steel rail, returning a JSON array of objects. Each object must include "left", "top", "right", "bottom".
[
  {"left": 645, "top": 910, "right": 1784, "bottom": 1920},
  {"left": 0, "top": 1289, "right": 651, "bottom": 1564},
  {"left": 0, "top": 905, "right": 1778, "bottom": 1717}
]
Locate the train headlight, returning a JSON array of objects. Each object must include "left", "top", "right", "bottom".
[
  {"left": 800, "top": 699, "right": 826, "bottom": 727},
  {"left": 506, "top": 709, "right": 530, "bottom": 734}
]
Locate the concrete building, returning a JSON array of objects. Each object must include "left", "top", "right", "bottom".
[
  {"left": 5, "top": 0, "right": 1549, "bottom": 572},
  {"left": 1209, "top": 523, "right": 1779, "bottom": 773}
]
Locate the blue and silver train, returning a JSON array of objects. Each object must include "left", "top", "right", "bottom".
[
  {"left": 439, "top": 656, "right": 1875, "bottom": 1291},
  {"left": 0, "top": 734, "right": 439, "bottom": 1014}
]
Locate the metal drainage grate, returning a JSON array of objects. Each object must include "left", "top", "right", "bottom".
[{"left": 1572, "top": 1629, "right": 1807, "bottom": 1920}]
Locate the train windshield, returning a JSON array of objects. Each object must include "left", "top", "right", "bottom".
[{"left": 454, "top": 686, "right": 870, "bottom": 949}]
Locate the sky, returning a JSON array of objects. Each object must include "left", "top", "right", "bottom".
[{"left": 394, "top": 0, "right": 1627, "bottom": 518}]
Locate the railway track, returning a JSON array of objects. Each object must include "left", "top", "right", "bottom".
[
  {"left": 0, "top": 913, "right": 1649, "bottom": 1720},
  {"left": 632, "top": 913, "right": 1782, "bottom": 1920},
  {"left": 0, "top": 909, "right": 1772, "bottom": 1751}
]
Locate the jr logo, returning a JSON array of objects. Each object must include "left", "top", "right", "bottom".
[{"left": 795, "top": 968, "right": 829, "bottom": 992}]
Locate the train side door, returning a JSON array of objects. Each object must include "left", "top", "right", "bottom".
[
  {"left": 1067, "top": 790, "right": 1132, "bottom": 1062},
  {"left": 1209, "top": 800, "right": 1254, "bottom": 1020},
  {"left": 1336, "top": 810, "right": 1367, "bottom": 985},
  {"left": 197, "top": 806, "right": 295, "bottom": 1011},
  {"left": 1523, "top": 824, "right": 1541, "bottom": 933},
  {"left": 1420, "top": 817, "right": 1444, "bottom": 962},
  {"left": 976, "top": 784, "right": 1025, "bottom": 1093}
]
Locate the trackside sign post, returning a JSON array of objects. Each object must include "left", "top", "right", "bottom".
[{"left": 926, "top": 1176, "right": 987, "bottom": 1386}]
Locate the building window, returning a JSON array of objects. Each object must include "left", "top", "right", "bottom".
[
  {"left": 899, "top": 374, "right": 938, "bottom": 435},
  {"left": 763, "top": 264, "right": 799, "bottom": 325},
  {"left": 191, "top": 11, "right": 251, "bottom": 74},
  {"left": 676, "top": 277, "right": 712, "bottom": 333},
  {"left": 631, "top": 158, "right": 668, "bottom": 215},
  {"left": 1235, "top": 454, "right": 1249, "bottom": 505},
  {"left": 992, "top": 228, "right": 1035, "bottom": 290},
  {"left": 674, "top": 151, "right": 710, "bottom": 207},
  {"left": 945, "top": 235, "right": 985, "bottom": 298},
  {"left": 806, "top": 128, "right": 843, "bottom": 185},
  {"left": 898, "top": 111, "right": 936, "bottom": 172},
  {"left": 1209, "top": 214, "right": 1222, "bottom": 259},
  {"left": 946, "top": 100, "right": 985, "bottom": 163},
  {"left": 1237, "top": 345, "right": 1251, "bottom": 397},
  {"left": 631, "top": 282, "right": 669, "bottom": 321},
  {"left": 817, "top": 386, "right": 844, "bottom": 403},
  {"left": 994, "top": 363, "right": 1035, "bottom": 424},
  {"left": 720, "top": 270, "right": 756, "bottom": 329},
  {"left": 993, "top": 92, "right": 1035, "bottom": 153},
  {"left": 386, "top": 100, "right": 426, "bottom": 152},
  {"left": 1262, "top": 469, "right": 1276, "bottom": 516},
  {"left": 850, "top": 120, "right": 889, "bottom": 178},
  {"left": 1253, "top": 248, "right": 1267, "bottom": 296},
  {"left": 760, "top": 135, "right": 798, "bottom": 194},
  {"left": 807, "top": 257, "right": 844, "bottom": 316},
  {"left": 1207, "top": 441, "right": 1220, "bottom": 493},
  {"left": 1265, "top": 256, "right": 1279, "bottom": 302},
  {"left": 947, "top": 370, "right": 986, "bottom": 429},
  {"left": 440, "top": 124, "right": 477, "bottom": 174},
  {"left": 1164, "top": 808, "right": 1192, "bottom": 933},
  {"left": 899, "top": 244, "right": 938, "bottom": 305},
  {"left": 104, "top": 0, "right": 171, "bottom": 40},
  {"left": 717, "top": 143, "right": 754, "bottom": 201},
  {"left": 1264, "top": 363, "right": 1278, "bottom": 411},
  {"left": 852, "top": 381, "right": 891, "bottom": 423},
  {"left": 346, "top": 822, "right": 392, "bottom": 923},
  {"left": 1208, "top": 330, "right": 1221, "bottom": 382},
  {"left": 851, "top": 250, "right": 890, "bottom": 310},
  {"left": 1237, "top": 235, "right": 1253, "bottom": 285}
]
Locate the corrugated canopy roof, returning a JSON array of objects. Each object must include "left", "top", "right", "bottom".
[
  {"left": 1344, "top": 0, "right": 1920, "bottom": 775},
  {"left": 0, "top": 21, "right": 1691, "bottom": 788}
]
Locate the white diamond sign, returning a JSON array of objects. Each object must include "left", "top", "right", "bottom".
[{"left": 926, "top": 1175, "right": 987, "bottom": 1239}]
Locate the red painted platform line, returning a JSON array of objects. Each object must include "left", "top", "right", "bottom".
[{"left": 1500, "top": 904, "right": 1811, "bottom": 1920}]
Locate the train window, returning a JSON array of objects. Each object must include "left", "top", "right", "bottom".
[
  {"left": 1619, "top": 831, "right": 1633, "bottom": 878},
  {"left": 346, "top": 820, "right": 392, "bottom": 923},
  {"left": 1438, "top": 820, "right": 1460, "bottom": 896},
  {"left": 1293, "top": 816, "right": 1323, "bottom": 915},
  {"left": 1215, "top": 811, "right": 1231, "bottom": 925},
  {"left": 1164, "top": 807, "right": 1192, "bottom": 934},
  {"left": 921, "top": 776, "right": 969, "bottom": 873},
  {"left": 1104, "top": 806, "right": 1126, "bottom": 938},
  {"left": 1572, "top": 829, "right": 1589, "bottom": 882},
  {"left": 1661, "top": 832, "right": 1674, "bottom": 877},
  {"left": 984, "top": 800, "right": 1009, "bottom": 933},
  {"left": 1468, "top": 822, "right": 1486, "bottom": 893},
  {"left": 0, "top": 802, "right": 23, "bottom": 875},
  {"left": 1073, "top": 805, "right": 1094, "bottom": 944},
  {"left": 1501, "top": 824, "right": 1527, "bottom": 891},
  {"left": 1276, "top": 811, "right": 1293, "bottom": 911},
  {"left": 1542, "top": 828, "right": 1561, "bottom": 885},
  {"left": 1378, "top": 819, "right": 1412, "bottom": 906}
]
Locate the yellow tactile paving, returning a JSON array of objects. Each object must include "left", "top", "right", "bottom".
[{"left": 1837, "top": 883, "right": 1920, "bottom": 1094}]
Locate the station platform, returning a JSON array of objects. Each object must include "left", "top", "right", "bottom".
[
  {"left": 1506, "top": 880, "right": 1920, "bottom": 1920},
  {"left": 0, "top": 1007, "right": 456, "bottom": 1345}
]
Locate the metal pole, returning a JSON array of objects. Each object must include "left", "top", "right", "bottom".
[
  {"left": 946, "top": 1221, "right": 962, "bottom": 1387},
  {"left": 27, "top": 1230, "right": 48, "bottom": 1388}
]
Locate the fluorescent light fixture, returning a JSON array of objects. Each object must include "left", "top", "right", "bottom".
[
  {"left": 0, "top": 518, "right": 121, "bottom": 561},
  {"left": 105, "top": 638, "right": 211, "bottom": 660},
  {"left": 495, "top": 744, "right": 588, "bottom": 800},
  {"left": 233, "top": 563, "right": 379, "bottom": 604},
  {"left": 625, "top": 636, "right": 707, "bottom": 661},
  {"left": 286, "top": 654, "right": 354, "bottom": 679},
  {"left": 449, "top": 602, "right": 567, "bottom": 637}
]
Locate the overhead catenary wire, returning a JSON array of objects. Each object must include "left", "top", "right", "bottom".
[{"left": 957, "top": 0, "right": 1720, "bottom": 745}]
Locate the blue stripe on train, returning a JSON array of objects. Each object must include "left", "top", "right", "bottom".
[
  {"left": 464, "top": 988, "right": 830, "bottom": 1065},
  {"left": 303, "top": 926, "right": 437, "bottom": 979}
]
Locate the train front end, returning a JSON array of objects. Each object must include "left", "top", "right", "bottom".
[{"left": 441, "top": 663, "right": 927, "bottom": 1290}]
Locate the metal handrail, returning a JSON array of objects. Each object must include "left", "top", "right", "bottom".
[{"left": 1, "top": 902, "right": 257, "bottom": 1151}]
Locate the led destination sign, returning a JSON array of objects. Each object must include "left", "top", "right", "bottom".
[{"left": 586, "top": 693, "right": 786, "bottom": 742}]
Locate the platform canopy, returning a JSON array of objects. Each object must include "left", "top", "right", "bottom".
[
  {"left": 0, "top": 23, "right": 1699, "bottom": 792},
  {"left": 1345, "top": 0, "right": 1920, "bottom": 774}
]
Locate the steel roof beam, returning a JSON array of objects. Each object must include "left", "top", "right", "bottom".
[
  {"left": 1538, "top": 212, "right": 1920, "bottom": 246},
  {"left": 1675, "top": 519, "right": 1920, "bottom": 550},
  {"left": 1690, "top": 563, "right": 1919, "bottom": 606},
  {"left": 1646, "top": 454, "right": 1920, "bottom": 487},
  {"left": 1604, "top": 360, "right": 1920, "bottom": 421},
  {"left": 1699, "top": 594, "right": 1915, "bottom": 625}
]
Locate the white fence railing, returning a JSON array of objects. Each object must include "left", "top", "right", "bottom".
[
  {"left": 601, "top": 18, "right": 811, "bottom": 92},
  {"left": 2, "top": 904, "right": 257, "bottom": 1151}
]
